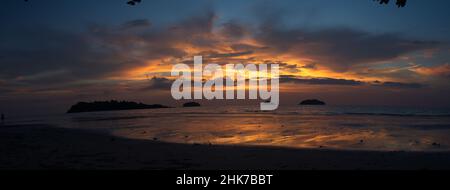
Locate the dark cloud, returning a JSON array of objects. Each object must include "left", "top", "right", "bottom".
[
  {"left": 121, "top": 19, "right": 152, "bottom": 30},
  {"left": 230, "top": 43, "right": 267, "bottom": 52},
  {"left": 280, "top": 75, "right": 426, "bottom": 89},
  {"left": 270, "top": 62, "right": 300, "bottom": 73},
  {"left": 219, "top": 21, "right": 249, "bottom": 39},
  {"left": 0, "top": 25, "right": 187, "bottom": 87},
  {"left": 171, "top": 10, "right": 216, "bottom": 35},
  {"left": 280, "top": 76, "right": 363, "bottom": 86},
  {"left": 0, "top": 7, "right": 438, "bottom": 109},
  {"left": 166, "top": 10, "right": 219, "bottom": 48},
  {"left": 371, "top": 81, "right": 425, "bottom": 89},
  {"left": 144, "top": 75, "right": 423, "bottom": 92},
  {"left": 0, "top": 10, "right": 224, "bottom": 90},
  {"left": 207, "top": 50, "right": 254, "bottom": 58},
  {"left": 0, "top": 28, "right": 91, "bottom": 82},
  {"left": 300, "top": 63, "right": 317, "bottom": 70},
  {"left": 145, "top": 77, "right": 174, "bottom": 90},
  {"left": 256, "top": 27, "right": 438, "bottom": 72}
]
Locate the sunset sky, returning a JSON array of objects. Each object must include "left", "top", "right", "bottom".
[{"left": 1, "top": 0, "right": 450, "bottom": 115}]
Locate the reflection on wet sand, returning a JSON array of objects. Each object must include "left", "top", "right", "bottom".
[{"left": 52, "top": 106, "right": 450, "bottom": 152}]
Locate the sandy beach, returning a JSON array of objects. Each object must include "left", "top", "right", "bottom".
[{"left": 1, "top": 124, "right": 450, "bottom": 170}]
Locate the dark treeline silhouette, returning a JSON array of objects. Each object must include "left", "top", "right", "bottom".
[
  {"left": 183, "top": 102, "right": 201, "bottom": 107},
  {"left": 299, "top": 99, "right": 326, "bottom": 106},
  {"left": 67, "top": 100, "right": 170, "bottom": 113}
]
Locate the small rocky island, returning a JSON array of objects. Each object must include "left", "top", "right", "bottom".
[
  {"left": 299, "top": 99, "right": 326, "bottom": 106},
  {"left": 183, "top": 102, "right": 201, "bottom": 107},
  {"left": 67, "top": 100, "right": 170, "bottom": 113}
]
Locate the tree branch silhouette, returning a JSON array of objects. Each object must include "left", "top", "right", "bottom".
[
  {"left": 22, "top": 0, "right": 407, "bottom": 7},
  {"left": 374, "top": 0, "right": 407, "bottom": 7},
  {"left": 126, "top": 0, "right": 142, "bottom": 6},
  {"left": 22, "top": 0, "right": 142, "bottom": 6}
]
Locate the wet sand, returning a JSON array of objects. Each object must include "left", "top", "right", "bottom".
[{"left": 1, "top": 124, "right": 450, "bottom": 170}]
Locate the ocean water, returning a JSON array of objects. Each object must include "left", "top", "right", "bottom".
[{"left": 8, "top": 105, "right": 450, "bottom": 152}]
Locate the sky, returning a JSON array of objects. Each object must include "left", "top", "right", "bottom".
[{"left": 1, "top": 0, "right": 450, "bottom": 115}]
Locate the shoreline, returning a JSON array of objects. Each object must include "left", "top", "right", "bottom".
[{"left": 1, "top": 124, "right": 450, "bottom": 170}]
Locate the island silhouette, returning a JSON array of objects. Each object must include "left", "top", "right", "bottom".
[
  {"left": 183, "top": 102, "right": 201, "bottom": 107},
  {"left": 67, "top": 100, "right": 170, "bottom": 113},
  {"left": 299, "top": 99, "right": 326, "bottom": 106}
]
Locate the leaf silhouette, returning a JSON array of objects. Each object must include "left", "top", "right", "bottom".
[{"left": 374, "top": 0, "right": 407, "bottom": 7}]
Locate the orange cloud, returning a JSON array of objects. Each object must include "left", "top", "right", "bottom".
[{"left": 414, "top": 63, "right": 450, "bottom": 77}]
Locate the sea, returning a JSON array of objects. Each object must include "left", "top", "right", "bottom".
[{"left": 6, "top": 105, "right": 450, "bottom": 152}]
